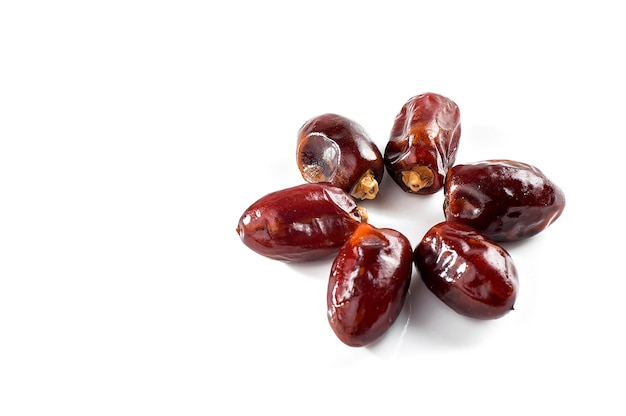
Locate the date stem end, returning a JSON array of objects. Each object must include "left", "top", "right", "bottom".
[
  {"left": 401, "top": 166, "right": 434, "bottom": 192},
  {"left": 351, "top": 170, "right": 379, "bottom": 200}
]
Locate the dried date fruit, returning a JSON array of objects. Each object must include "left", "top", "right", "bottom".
[
  {"left": 444, "top": 159, "right": 566, "bottom": 242},
  {"left": 328, "top": 223, "right": 412, "bottom": 346},
  {"left": 236, "top": 183, "right": 367, "bottom": 262},
  {"left": 297, "top": 113, "right": 384, "bottom": 200},
  {"left": 414, "top": 221, "right": 518, "bottom": 320},
  {"left": 384, "top": 93, "right": 461, "bottom": 194}
]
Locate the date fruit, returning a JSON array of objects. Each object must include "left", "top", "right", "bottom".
[
  {"left": 414, "top": 221, "right": 518, "bottom": 320},
  {"left": 444, "top": 159, "right": 566, "bottom": 241},
  {"left": 236, "top": 183, "right": 367, "bottom": 262},
  {"left": 297, "top": 113, "right": 384, "bottom": 200},
  {"left": 327, "top": 223, "right": 412, "bottom": 347},
  {"left": 384, "top": 93, "right": 461, "bottom": 194}
]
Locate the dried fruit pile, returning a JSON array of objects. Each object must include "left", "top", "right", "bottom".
[{"left": 236, "top": 92, "right": 566, "bottom": 347}]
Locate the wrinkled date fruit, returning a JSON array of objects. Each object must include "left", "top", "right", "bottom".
[
  {"left": 444, "top": 160, "right": 566, "bottom": 242},
  {"left": 414, "top": 221, "right": 518, "bottom": 320},
  {"left": 236, "top": 183, "right": 367, "bottom": 262},
  {"left": 384, "top": 93, "right": 461, "bottom": 194},
  {"left": 328, "top": 223, "right": 412, "bottom": 347},
  {"left": 297, "top": 113, "right": 384, "bottom": 200}
]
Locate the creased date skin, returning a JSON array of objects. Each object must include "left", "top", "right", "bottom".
[
  {"left": 297, "top": 114, "right": 384, "bottom": 200},
  {"left": 236, "top": 183, "right": 367, "bottom": 262},
  {"left": 444, "top": 159, "right": 566, "bottom": 242},
  {"left": 384, "top": 93, "right": 461, "bottom": 194},
  {"left": 414, "top": 221, "right": 518, "bottom": 320},
  {"left": 328, "top": 223, "right": 412, "bottom": 347}
]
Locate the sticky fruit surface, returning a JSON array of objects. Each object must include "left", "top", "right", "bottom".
[
  {"left": 297, "top": 114, "right": 384, "bottom": 200},
  {"left": 444, "top": 159, "right": 566, "bottom": 241},
  {"left": 384, "top": 93, "right": 461, "bottom": 194},
  {"left": 236, "top": 183, "right": 367, "bottom": 262},
  {"left": 414, "top": 221, "right": 518, "bottom": 320},
  {"left": 328, "top": 223, "right": 412, "bottom": 346}
]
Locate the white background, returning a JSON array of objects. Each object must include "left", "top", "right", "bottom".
[{"left": 1, "top": 1, "right": 624, "bottom": 415}]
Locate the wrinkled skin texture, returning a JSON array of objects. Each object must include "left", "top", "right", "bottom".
[
  {"left": 384, "top": 93, "right": 461, "bottom": 194},
  {"left": 297, "top": 114, "right": 384, "bottom": 200},
  {"left": 444, "top": 160, "right": 566, "bottom": 242},
  {"left": 414, "top": 221, "right": 518, "bottom": 320},
  {"left": 236, "top": 183, "right": 366, "bottom": 262},
  {"left": 328, "top": 223, "right": 412, "bottom": 347}
]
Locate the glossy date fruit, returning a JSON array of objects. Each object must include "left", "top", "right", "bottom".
[
  {"left": 444, "top": 160, "right": 566, "bottom": 242},
  {"left": 297, "top": 113, "right": 384, "bottom": 200},
  {"left": 236, "top": 183, "right": 367, "bottom": 262},
  {"left": 414, "top": 221, "right": 518, "bottom": 320},
  {"left": 328, "top": 223, "right": 412, "bottom": 347},
  {"left": 384, "top": 93, "right": 461, "bottom": 194}
]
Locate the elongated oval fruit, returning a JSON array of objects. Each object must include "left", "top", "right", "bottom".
[
  {"left": 236, "top": 183, "right": 367, "bottom": 262},
  {"left": 297, "top": 114, "right": 384, "bottom": 200},
  {"left": 414, "top": 221, "right": 518, "bottom": 320},
  {"left": 444, "top": 159, "right": 566, "bottom": 242},
  {"left": 327, "top": 223, "right": 412, "bottom": 347},
  {"left": 384, "top": 93, "right": 461, "bottom": 194}
]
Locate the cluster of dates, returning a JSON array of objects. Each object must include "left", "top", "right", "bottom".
[{"left": 236, "top": 93, "right": 566, "bottom": 347}]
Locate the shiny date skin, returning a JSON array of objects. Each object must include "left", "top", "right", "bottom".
[
  {"left": 444, "top": 160, "right": 566, "bottom": 242},
  {"left": 328, "top": 223, "right": 412, "bottom": 347},
  {"left": 414, "top": 221, "right": 518, "bottom": 320},
  {"left": 384, "top": 93, "right": 461, "bottom": 195},
  {"left": 297, "top": 114, "right": 384, "bottom": 200},
  {"left": 236, "top": 183, "right": 367, "bottom": 262}
]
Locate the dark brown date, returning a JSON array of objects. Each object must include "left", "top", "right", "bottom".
[
  {"left": 444, "top": 159, "right": 566, "bottom": 242},
  {"left": 384, "top": 93, "right": 461, "bottom": 194},
  {"left": 414, "top": 221, "right": 518, "bottom": 320},
  {"left": 236, "top": 183, "right": 367, "bottom": 262},
  {"left": 328, "top": 223, "right": 412, "bottom": 347},
  {"left": 297, "top": 114, "right": 384, "bottom": 200}
]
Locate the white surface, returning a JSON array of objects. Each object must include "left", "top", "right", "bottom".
[{"left": 1, "top": 1, "right": 624, "bottom": 415}]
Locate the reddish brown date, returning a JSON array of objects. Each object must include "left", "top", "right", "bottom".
[
  {"left": 297, "top": 114, "right": 384, "bottom": 200},
  {"left": 444, "top": 160, "right": 566, "bottom": 242},
  {"left": 414, "top": 221, "right": 518, "bottom": 320},
  {"left": 327, "top": 223, "right": 412, "bottom": 347},
  {"left": 384, "top": 93, "right": 461, "bottom": 194},
  {"left": 236, "top": 183, "right": 367, "bottom": 262}
]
